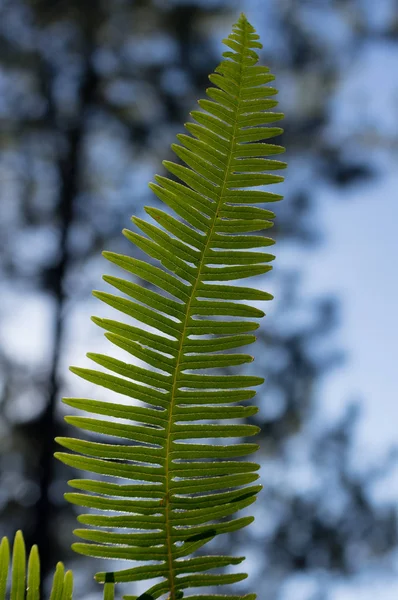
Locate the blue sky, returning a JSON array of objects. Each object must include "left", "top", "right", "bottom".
[
  {"left": 238, "top": 0, "right": 398, "bottom": 456},
  {"left": 309, "top": 172, "right": 397, "bottom": 457}
]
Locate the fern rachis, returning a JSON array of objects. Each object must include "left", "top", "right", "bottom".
[{"left": 49, "top": 13, "right": 287, "bottom": 600}]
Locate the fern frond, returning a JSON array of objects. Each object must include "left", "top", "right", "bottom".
[
  {"left": 0, "top": 532, "right": 73, "bottom": 600},
  {"left": 56, "top": 12, "right": 286, "bottom": 600}
]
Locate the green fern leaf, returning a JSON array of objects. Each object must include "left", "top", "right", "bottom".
[
  {"left": 56, "top": 12, "right": 286, "bottom": 600},
  {"left": 0, "top": 532, "right": 74, "bottom": 600}
]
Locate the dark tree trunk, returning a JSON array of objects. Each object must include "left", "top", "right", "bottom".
[{"left": 30, "top": 46, "right": 98, "bottom": 581}]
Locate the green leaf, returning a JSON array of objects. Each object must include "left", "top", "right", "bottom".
[
  {"left": 59, "top": 12, "right": 285, "bottom": 599},
  {"left": 103, "top": 581, "right": 115, "bottom": 600},
  {"left": 0, "top": 533, "right": 74, "bottom": 600},
  {"left": 69, "top": 367, "right": 170, "bottom": 409},
  {"left": 11, "top": 531, "right": 26, "bottom": 600},
  {"left": 68, "top": 479, "right": 162, "bottom": 498},
  {"left": 61, "top": 571, "right": 73, "bottom": 600},
  {"left": 0, "top": 538, "right": 10, "bottom": 600},
  {"left": 27, "top": 546, "right": 40, "bottom": 600},
  {"left": 49, "top": 563, "right": 65, "bottom": 600}
]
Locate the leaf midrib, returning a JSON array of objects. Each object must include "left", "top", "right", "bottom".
[{"left": 162, "top": 23, "right": 248, "bottom": 600}]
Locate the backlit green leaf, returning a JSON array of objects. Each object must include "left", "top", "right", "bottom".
[{"left": 59, "top": 12, "right": 285, "bottom": 600}]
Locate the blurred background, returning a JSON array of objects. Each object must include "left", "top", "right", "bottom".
[{"left": 0, "top": 0, "right": 397, "bottom": 598}]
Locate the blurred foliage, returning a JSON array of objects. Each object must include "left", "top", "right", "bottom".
[
  {"left": 0, "top": 531, "right": 74, "bottom": 600},
  {"left": 0, "top": 0, "right": 397, "bottom": 599}
]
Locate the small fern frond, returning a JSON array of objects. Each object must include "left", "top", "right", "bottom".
[
  {"left": 0, "top": 532, "right": 73, "bottom": 600},
  {"left": 56, "top": 12, "right": 286, "bottom": 600}
]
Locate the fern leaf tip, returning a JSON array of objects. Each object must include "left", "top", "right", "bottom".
[
  {"left": 144, "top": 204, "right": 160, "bottom": 221},
  {"left": 91, "top": 315, "right": 103, "bottom": 326},
  {"left": 237, "top": 12, "right": 256, "bottom": 33},
  {"left": 14, "top": 530, "right": 24, "bottom": 545},
  {"left": 70, "top": 543, "right": 83, "bottom": 556},
  {"left": 54, "top": 437, "right": 70, "bottom": 449},
  {"left": 76, "top": 515, "right": 86, "bottom": 524},
  {"left": 102, "top": 251, "right": 119, "bottom": 264}
]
